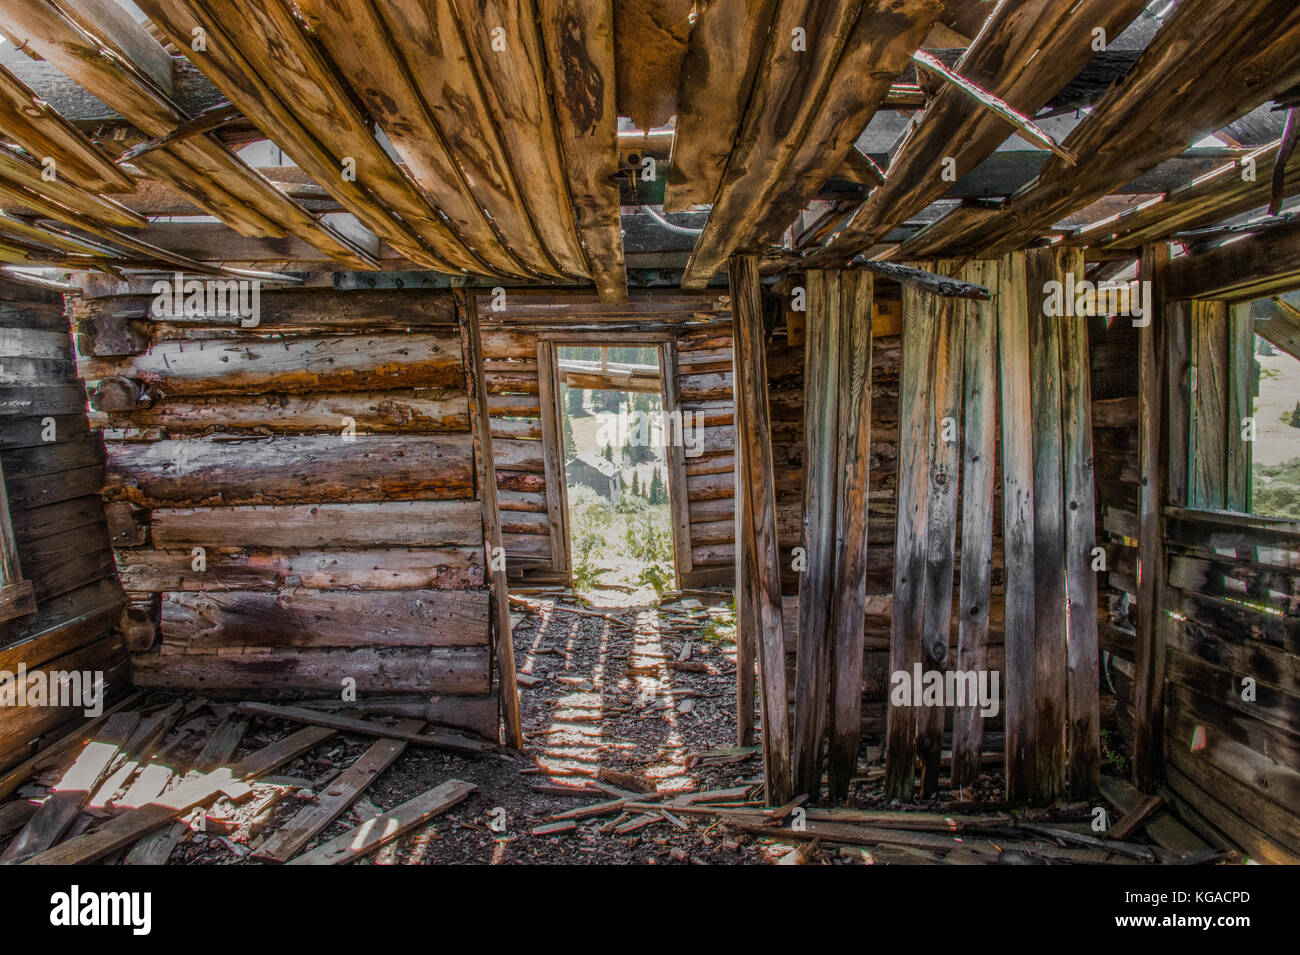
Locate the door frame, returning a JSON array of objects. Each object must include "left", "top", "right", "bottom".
[{"left": 536, "top": 331, "right": 691, "bottom": 585}]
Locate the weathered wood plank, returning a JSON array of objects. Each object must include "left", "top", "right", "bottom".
[
  {"left": 132, "top": 646, "right": 490, "bottom": 695},
  {"left": 951, "top": 260, "right": 998, "bottom": 789},
  {"left": 535, "top": 341, "right": 571, "bottom": 577},
  {"left": 458, "top": 1, "right": 589, "bottom": 277},
  {"left": 660, "top": 340, "right": 693, "bottom": 580},
  {"left": 1026, "top": 248, "right": 1068, "bottom": 801},
  {"left": 158, "top": 589, "right": 490, "bottom": 650},
  {"left": 234, "top": 704, "right": 489, "bottom": 753},
  {"left": 916, "top": 262, "right": 965, "bottom": 797},
  {"left": 104, "top": 433, "right": 474, "bottom": 506},
  {"left": 1058, "top": 248, "right": 1100, "bottom": 798},
  {"left": 998, "top": 251, "right": 1037, "bottom": 801},
  {"left": 124, "top": 715, "right": 250, "bottom": 864},
  {"left": 0, "top": 61, "right": 134, "bottom": 193},
  {"left": 462, "top": 301, "right": 521, "bottom": 747},
  {"left": 21, "top": 726, "right": 336, "bottom": 865},
  {"left": 253, "top": 719, "right": 424, "bottom": 863},
  {"left": 885, "top": 277, "right": 937, "bottom": 801},
  {"left": 793, "top": 271, "right": 841, "bottom": 798},
  {"left": 1134, "top": 244, "right": 1170, "bottom": 790},
  {"left": 149, "top": 501, "right": 482, "bottom": 550},
  {"left": 538, "top": 0, "right": 627, "bottom": 300},
  {"left": 1189, "top": 299, "right": 1230, "bottom": 510},
  {"left": 285, "top": 779, "right": 476, "bottom": 865},
  {"left": 729, "top": 254, "right": 791, "bottom": 805},
  {"left": 664, "top": 0, "right": 779, "bottom": 212},
  {"left": 827, "top": 269, "right": 873, "bottom": 801},
  {"left": 97, "top": 389, "right": 469, "bottom": 435},
  {"left": 80, "top": 333, "right": 464, "bottom": 397},
  {"left": 118, "top": 546, "right": 484, "bottom": 592},
  {"left": 0, "top": 712, "right": 137, "bottom": 864}
]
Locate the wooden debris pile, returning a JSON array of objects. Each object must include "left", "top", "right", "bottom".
[
  {"left": 519, "top": 771, "right": 1241, "bottom": 865},
  {"left": 0, "top": 693, "right": 487, "bottom": 865}
]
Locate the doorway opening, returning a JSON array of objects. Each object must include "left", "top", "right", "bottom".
[{"left": 556, "top": 343, "right": 677, "bottom": 600}]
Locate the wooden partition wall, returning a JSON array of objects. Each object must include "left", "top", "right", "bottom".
[{"left": 738, "top": 252, "right": 1101, "bottom": 805}]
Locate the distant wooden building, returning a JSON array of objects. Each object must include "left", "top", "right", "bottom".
[{"left": 566, "top": 452, "right": 622, "bottom": 503}]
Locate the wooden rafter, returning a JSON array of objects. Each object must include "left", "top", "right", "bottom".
[
  {"left": 909, "top": 50, "right": 1077, "bottom": 164},
  {"left": 1163, "top": 215, "right": 1300, "bottom": 301},
  {"left": 537, "top": 0, "right": 628, "bottom": 301},
  {"left": 455, "top": 1, "right": 592, "bottom": 279},
  {"left": 681, "top": 0, "right": 945, "bottom": 289},
  {"left": 898, "top": 0, "right": 1300, "bottom": 258},
  {"left": 805, "top": 0, "right": 1149, "bottom": 267},
  {"left": 0, "top": 61, "right": 135, "bottom": 193},
  {"left": 1083, "top": 139, "right": 1300, "bottom": 251},
  {"left": 0, "top": 0, "right": 378, "bottom": 268},
  {"left": 664, "top": 0, "right": 779, "bottom": 213},
  {"left": 294, "top": 0, "right": 537, "bottom": 277},
  {"left": 138, "top": 0, "right": 483, "bottom": 273},
  {"left": 0, "top": 143, "right": 144, "bottom": 228}
]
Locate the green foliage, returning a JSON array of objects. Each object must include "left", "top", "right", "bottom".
[
  {"left": 615, "top": 488, "right": 648, "bottom": 514},
  {"left": 623, "top": 514, "right": 674, "bottom": 597},
  {"left": 1100, "top": 728, "right": 1129, "bottom": 776},
  {"left": 1253, "top": 456, "right": 1300, "bottom": 519},
  {"left": 648, "top": 467, "right": 667, "bottom": 505},
  {"left": 569, "top": 488, "right": 612, "bottom": 590}
]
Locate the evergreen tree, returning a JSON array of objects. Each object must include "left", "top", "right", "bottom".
[
  {"left": 649, "top": 467, "right": 666, "bottom": 505},
  {"left": 601, "top": 442, "right": 613, "bottom": 462},
  {"left": 631, "top": 472, "right": 641, "bottom": 496},
  {"left": 562, "top": 409, "right": 575, "bottom": 456},
  {"left": 566, "top": 385, "right": 585, "bottom": 417},
  {"left": 1290, "top": 400, "right": 1300, "bottom": 429}
]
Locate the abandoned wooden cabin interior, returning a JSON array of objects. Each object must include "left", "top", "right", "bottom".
[{"left": 0, "top": 0, "right": 1295, "bottom": 869}]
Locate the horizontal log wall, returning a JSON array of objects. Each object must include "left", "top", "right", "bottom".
[
  {"left": 1091, "top": 315, "right": 1142, "bottom": 753},
  {"left": 477, "top": 324, "right": 559, "bottom": 580},
  {"left": 0, "top": 279, "right": 127, "bottom": 772},
  {"left": 1159, "top": 508, "right": 1300, "bottom": 863},
  {"left": 72, "top": 286, "right": 493, "bottom": 735}
]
